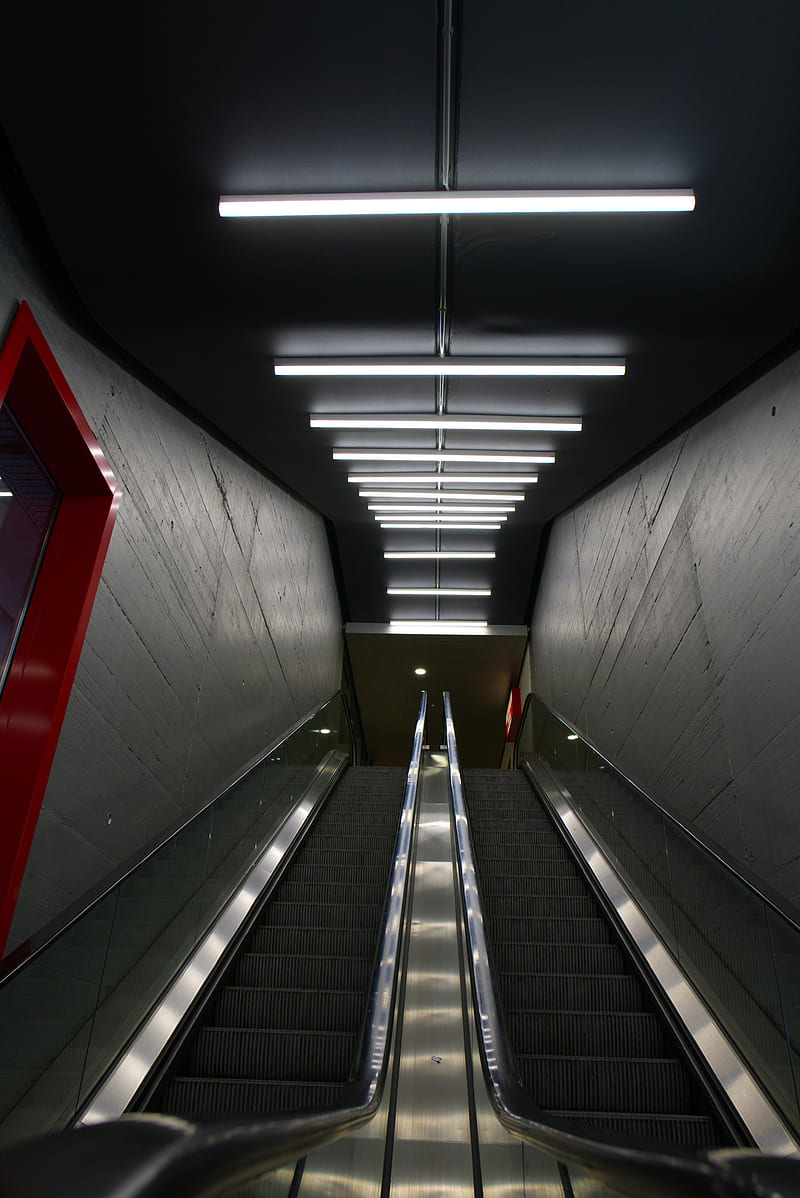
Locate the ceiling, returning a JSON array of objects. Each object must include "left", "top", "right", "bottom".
[{"left": 2, "top": 2, "right": 800, "bottom": 756}]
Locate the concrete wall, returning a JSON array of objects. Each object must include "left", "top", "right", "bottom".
[
  {"left": 0, "top": 185, "right": 344, "bottom": 950},
  {"left": 531, "top": 345, "right": 800, "bottom": 910}
]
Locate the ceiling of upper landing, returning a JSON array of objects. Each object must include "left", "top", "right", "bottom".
[{"left": 2, "top": 1, "right": 800, "bottom": 629}]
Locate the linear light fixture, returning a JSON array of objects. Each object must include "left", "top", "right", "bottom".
[
  {"left": 359, "top": 490, "right": 525, "bottom": 501},
  {"left": 348, "top": 474, "right": 539, "bottom": 484},
  {"left": 311, "top": 415, "right": 582, "bottom": 432},
  {"left": 0, "top": 491, "right": 12, "bottom": 498},
  {"left": 376, "top": 513, "right": 506, "bottom": 522},
  {"left": 279, "top": 357, "right": 624, "bottom": 377},
  {"left": 389, "top": 620, "right": 490, "bottom": 636},
  {"left": 335, "top": 451, "right": 555, "bottom": 464},
  {"left": 384, "top": 551, "right": 495, "bottom": 559},
  {"left": 380, "top": 523, "right": 503, "bottom": 531},
  {"left": 221, "top": 190, "right": 695, "bottom": 218},
  {"left": 388, "top": 588, "right": 491, "bottom": 597},
  {"left": 368, "top": 504, "right": 515, "bottom": 513}
]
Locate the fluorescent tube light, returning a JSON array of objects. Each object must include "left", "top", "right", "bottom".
[
  {"left": 0, "top": 490, "right": 12, "bottom": 498},
  {"left": 311, "top": 415, "right": 582, "bottom": 432},
  {"left": 384, "top": 552, "right": 496, "bottom": 559},
  {"left": 375, "top": 513, "right": 506, "bottom": 522},
  {"left": 368, "top": 504, "right": 515, "bottom": 513},
  {"left": 279, "top": 357, "right": 624, "bottom": 377},
  {"left": 380, "top": 523, "right": 503, "bottom": 530},
  {"left": 335, "top": 451, "right": 555, "bottom": 464},
  {"left": 389, "top": 620, "right": 490, "bottom": 636},
  {"left": 359, "top": 491, "right": 525, "bottom": 501},
  {"left": 388, "top": 588, "right": 491, "bottom": 597},
  {"left": 348, "top": 474, "right": 539, "bottom": 484},
  {"left": 221, "top": 190, "right": 695, "bottom": 218}
]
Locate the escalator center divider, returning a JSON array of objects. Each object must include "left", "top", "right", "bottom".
[
  {"left": 462, "top": 768, "right": 733, "bottom": 1151},
  {"left": 143, "top": 766, "right": 409, "bottom": 1118}
]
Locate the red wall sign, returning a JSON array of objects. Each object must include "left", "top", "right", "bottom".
[
  {"left": 505, "top": 686, "right": 521, "bottom": 742},
  {"left": 0, "top": 303, "right": 120, "bottom": 954}
]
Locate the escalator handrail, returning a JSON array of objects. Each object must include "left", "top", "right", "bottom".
[
  {"left": 0, "top": 688, "right": 358, "bottom": 985},
  {"left": 443, "top": 690, "right": 800, "bottom": 1198},
  {"left": 0, "top": 691, "right": 428, "bottom": 1197},
  {"left": 514, "top": 690, "right": 800, "bottom": 937}
]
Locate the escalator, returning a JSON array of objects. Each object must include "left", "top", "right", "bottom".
[
  {"left": 145, "top": 766, "right": 406, "bottom": 1119},
  {"left": 463, "top": 767, "right": 728, "bottom": 1148},
  {"left": 1, "top": 690, "right": 800, "bottom": 1198}
]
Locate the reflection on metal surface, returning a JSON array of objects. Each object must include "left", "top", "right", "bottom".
[{"left": 525, "top": 759, "right": 800, "bottom": 1158}]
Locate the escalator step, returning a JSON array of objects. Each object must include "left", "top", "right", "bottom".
[
  {"left": 214, "top": 987, "right": 363, "bottom": 1031},
  {"left": 543, "top": 1111, "right": 721, "bottom": 1148},
  {"left": 190, "top": 1027, "right": 356, "bottom": 1082},
  {"left": 486, "top": 895, "right": 599, "bottom": 920},
  {"left": 276, "top": 881, "right": 387, "bottom": 906},
  {"left": 506, "top": 1010, "right": 666, "bottom": 1057},
  {"left": 491, "top": 918, "right": 613, "bottom": 947},
  {"left": 287, "top": 863, "right": 391, "bottom": 886},
  {"left": 250, "top": 925, "right": 378, "bottom": 958},
  {"left": 260, "top": 902, "right": 381, "bottom": 931},
  {"left": 520, "top": 1055, "right": 692, "bottom": 1114},
  {"left": 480, "top": 877, "right": 588, "bottom": 903},
  {"left": 159, "top": 1076, "right": 344, "bottom": 1117},
  {"left": 236, "top": 951, "right": 373, "bottom": 991},
  {"left": 501, "top": 973, "right": 646, "bottom": 1012},
  {"left": 494, "top": 942, "right": 627, "bottom": 974},
  {"left": 295, "top": 848, "right": 394, "bottom": 870}
]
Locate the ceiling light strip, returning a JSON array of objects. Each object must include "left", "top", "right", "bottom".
[
  {"left": 380, "top": 523, "right": 503, "bottom": 530},
  {"left": 376, "top": 510, "right": 502, "bottom": 519},
  {"left": 348, "top": 474, "right": 539, "bottom": 484},
  {"left": 221, "top": 190, "right": 695, "bottom": 218},
  {"left": 311, "top": 415, "right": 582, "bottom": 432},
  {"left": 388, "top": 588, "right": 491, "bottom": 597},
  {"left": 385, "top": 551, "right": 496, "bottom": 559},
  {"left": 389, "top": 621, "right": 490, "bottom": 636},
  {"left": 336, "top": 451, "right": 554, "bottom": 464},
  {"left": 279, "top": 357, "right": 623, "bottom": 377},
  {"left": 369, "top": 504, "right": 514, "bottom": 513},
  {"left": 360, "top": 490, "right": 525, "bottom": 501}
]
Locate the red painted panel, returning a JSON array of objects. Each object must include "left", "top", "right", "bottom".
[
  {"left": 0, "top": 302, "right": 120, "bottom": 953},
  {"left": 505, "top": 686, "right": 521, "bottom": 742}
]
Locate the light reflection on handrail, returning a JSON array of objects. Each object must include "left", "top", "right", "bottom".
[
  {"left": 0, "top": 693, "right": 428, "bottom": 1197},
  {"left": 443, "top": 689, "right": 800, "bottom": 1198}
]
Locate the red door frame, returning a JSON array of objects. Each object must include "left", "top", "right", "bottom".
[{"left": 0, "top": 302, "right": 120, "bottom": 953}]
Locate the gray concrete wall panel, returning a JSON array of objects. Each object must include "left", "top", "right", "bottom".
[
  {"left": 0, "top": 187, "right": 343, "bottom": 950},
  {"left": 531, "top": 348, "right": 800, "bottom": 911}
]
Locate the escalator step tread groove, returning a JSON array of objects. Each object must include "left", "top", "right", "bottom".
[
  {"left": 191, "top": 1027, "right": 357, "bottom": 1082},
  {"left": 214, "top": 987, "right": 362, "bottom": 1031},
  {"left": 159, "top": 1077, "right": 345, "bottom": 1116}
]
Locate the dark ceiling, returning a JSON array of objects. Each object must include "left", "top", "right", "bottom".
[{"left": 2, "top": 1, "right": 800, "bottom": 637}]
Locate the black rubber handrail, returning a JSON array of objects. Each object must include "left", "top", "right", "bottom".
[
  {"left": 0, "top": 688, "right": 358, "bottom": 984},
  {"left": 0, "top": 691, "right": 428, "bottom": 1197},
  {"left": 514, "top": 690, "right": 800, "bottom": 937},
  {"left": 443, "top": 690, "right": 800, "bottom": 1198}
]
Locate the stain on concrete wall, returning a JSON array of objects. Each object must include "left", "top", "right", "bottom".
[
  {"left": 0, "top": 186, "right": 344, "bottom": 949},
  {"left": 531, "top": 347, "right": 800, "bottom": 911}
]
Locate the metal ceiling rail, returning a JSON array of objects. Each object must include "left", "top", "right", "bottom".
[
  {"left": 442, "top": 689, "right": 800, "bottom": 1198},
  {"left": 0, "top": 693, "right": 428, "bottom": 1197}
]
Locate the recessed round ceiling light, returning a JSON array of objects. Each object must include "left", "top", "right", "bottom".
[{"left": 414, "top": 667, "right": 427, "bottom": 676}]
